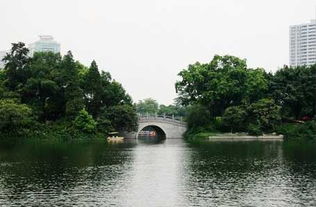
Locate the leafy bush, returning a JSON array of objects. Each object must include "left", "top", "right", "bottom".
[
  {"left": 74, "top": 109, "right": 97, "bottom": 134},
  {"left": 213, "top": 116, "right": 223, "bottom": 131},
  {"left": 0, "top": 99, "right": 33, "bottom": 134},
  {"left": 247, "top": 98, "right": 281, "bottom": 132},
  {"left": 222, "top": 106, "right": 247, "bottom": 132},
  {"left": 247, "top": 123, "right": 263, "bottom": 136},
  {"left": 186, "top": 104, "right": 211, "bottom": 130},
  {"left": 100, "top": 104, "right": 138, "bottom": 132},
  {"left": 184, "top": 126, "right": 211, "bottom": 141},
  {"left": 96, "top": 118, "right": 114, "bottom": 135},
  {"left": 276, "top": 121, "right": 316, "bottom": 141}
]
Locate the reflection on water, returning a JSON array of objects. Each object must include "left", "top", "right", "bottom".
[{"left": 0, "top": 139, "right": 315, "bottom": 206}]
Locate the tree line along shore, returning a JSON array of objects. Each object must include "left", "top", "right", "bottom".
[
  {"left": 175, "top": 55, "right": 316, "bottom": 141},
  {"left": 0, "top": 42, "right": 137, "bottom": 140},
  {"left": 0, "top": 43, "right": 315, "bottom": 142}
]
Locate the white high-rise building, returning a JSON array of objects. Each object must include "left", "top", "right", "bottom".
[
  {"left": 29, "top": 35, "right": 60, "bottom": 56},
  {"left": 290, "top": 19, "right": 316, "bottom": 67}
]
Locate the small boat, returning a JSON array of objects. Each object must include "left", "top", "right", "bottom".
[{"left": 107, "top": 132, "right": 124, "bottom": 142}]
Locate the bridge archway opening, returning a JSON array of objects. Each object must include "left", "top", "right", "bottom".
[{"left": 138, "top": 125, "right": 166, "bottom": 140}]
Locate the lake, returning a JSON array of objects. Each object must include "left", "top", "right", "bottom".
[{"left": 0, "top": 139, "right": 315, "bottom": 206}]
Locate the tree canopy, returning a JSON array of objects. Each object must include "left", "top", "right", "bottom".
[
  {"left": 176, "top": 55, "right": 268, "bottom": 117},
  {"left": 135, "top": 98, "right": 186, "bottom": 117},
  {"left": 0, "top": 42, "right": 137, "bottom": 136},
  {"left": 176, "top": 55, "right": 316, "bottom": 135}
]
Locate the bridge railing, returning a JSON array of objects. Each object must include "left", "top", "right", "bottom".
[{"left": 138, "top": 113, "right": 186, "bottom": 126}]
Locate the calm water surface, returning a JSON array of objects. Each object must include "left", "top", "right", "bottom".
[{"left": 0, "top": 139, "right": 315, "bottom": 206}]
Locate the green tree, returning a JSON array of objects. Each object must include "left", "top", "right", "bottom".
[
  {"left": 22, "top": 52, "right": 62, "bottom": 121},
  {"left": 222, "top": 106, "right": 248, "bottom": 133},
  {"left": 186, "top": 104, "right": 211, "bottom": 130},
  {"left": 136, "top": 98, "right": 159, "bottom": 115},
  {"left": 270, "top": 65, "right": 316, "bottom": 119},
  {"left": 176, "top": 55, "right": 268, "bottom": 117},
  {"left": 96, "top": 117, "right": 114, "bottom": 135},
  {"left": 247, "top": 98, "right": 281, "bottom": 132},
  {"left": 0, "top": 42, "right": 142, "bottom": 138},
  {"left": 0, "top": 99, "right": 32, "bottom": 133},
  {"left": 101, "top": 104, "right": 138, "bottom": 132},
  {"left": 82, "top": 60, "right": 102, "bottom": 117},
  {"left": 158, "top": 104, "right": 176, "bottom": 116},
  {"left": 60, "top": 51, "right": 84, "bottom": 117},
  {"left": 100, "top": 72, "right": 132, "bottom": 107},
  {"left": 3, "top": 42, "right": 30, "bottom": 91},
  {"left": 74, "top": 109, "right": 97, "bottom": 134},
  {"left": 158, "top": 104, "right": 187, "bottom": 117}
]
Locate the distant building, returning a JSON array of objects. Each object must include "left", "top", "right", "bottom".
[
  {"left": 290, "top": 19, "right": 316, "bottom": 67},
  {"left": 29, "top": 35, "right": 60, "bottom": 56},
  {"left": 0, "top": 50, "right": 7, "bottom": 69}
]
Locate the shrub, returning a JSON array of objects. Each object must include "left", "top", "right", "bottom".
[
  {"left": 100, "top": 104, "right": 138, "bottom": 132},
  {"left": 0, "top": 99, "right": 33, "bottom": 134},
  {"left": 186, "top": 104, "right": 211, "bottom": 130},
  {"left": 222, "top": 106, "right": 247, "bottom": 132},
  {"left": 96, "top": 118, "right": 114, "bottom": 135},
  {"left": 247, "top": 123, "right": 263, "bottom": 136},
  {"left": 213, "top": 116, "right": 224, "bottom": 131},
  {"left": 74, "top": 109, "right": 97, "bottom": 134},
  {"left": 247, "top": 98, "right": 281, "bottom": 132},
  {"left": 276, "top": 121, "right": 316, "bottom": 141}
]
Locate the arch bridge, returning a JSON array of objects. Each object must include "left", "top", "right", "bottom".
[{"left": 124, "top": 115, "right": 187, "bottom": 139}]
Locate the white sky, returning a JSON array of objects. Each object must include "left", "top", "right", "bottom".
[{"left": 1, "top": 0, "right": 315, "bottom": 105}]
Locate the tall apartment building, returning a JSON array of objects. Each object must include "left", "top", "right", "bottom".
[
  {"left": 29, "top": 35, "right": 60, "bottom": 56},
  {"left": 290, "top": 19, "right": 316, "bottom": 67}
]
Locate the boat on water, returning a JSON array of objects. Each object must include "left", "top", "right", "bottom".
[{"left": 107, "top": 132, "right": 124, "bottom": 142}]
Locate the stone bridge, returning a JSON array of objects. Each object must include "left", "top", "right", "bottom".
[{"left": 124, "top": 115, "right": 187, "bottom": 139}]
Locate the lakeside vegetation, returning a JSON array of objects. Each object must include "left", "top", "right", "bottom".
[
  {"left": 0, "top": 43, "right": 315, "bottom": 143},
  {"left": 0, "top": 42, "right": 138, "bottom": 140},
  {"left": 175, "top": 55, "right": 316, "bottom": 141}
]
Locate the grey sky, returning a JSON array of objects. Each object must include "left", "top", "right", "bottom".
[{"left": 1, "top": 0, "right": 315, "bottom": 105}]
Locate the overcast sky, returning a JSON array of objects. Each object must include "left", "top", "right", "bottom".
[{"left": 1, "top": 0, "right": 315, "bottom": 105}]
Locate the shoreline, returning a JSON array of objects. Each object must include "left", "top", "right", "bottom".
[{"left": 208, "top": 134, "right": 284, "bottom": 142}]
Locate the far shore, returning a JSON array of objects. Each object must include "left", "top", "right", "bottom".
[{"left": 208, "top": 133, "right": 284, "bottom": 141}]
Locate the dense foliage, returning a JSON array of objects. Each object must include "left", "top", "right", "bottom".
[
  {"left": 135, "top": 98, "right": 159, "bottom": 115},
  {"left": 270, "top": 65, "right": 316, "bottom": 120},
  {"left": 176, "top": 55, "right": 316, "bottom": 139},
  {"left": 176, "top": 55, "right": 269, "bottom": 117},
  {"left": 222, "top": 105, "right": 247, "bottom": 133},
  {"left": 276, "top": 121, "right": 316, "bottom": 141},
  {"left": 74, "top": 109, "right": 97, "bottom": 134},
  {"left": 135, "top": 98, "right": 186, "bottom": 117},
  {"left": 0, "top": 42, "right": 137, "bottom": 138},
  {"left": 0, "top": 99, "right": 33, "bottom": 134},
  {"left": 186, "top": 104, "right": 211, "bottom": 130}
]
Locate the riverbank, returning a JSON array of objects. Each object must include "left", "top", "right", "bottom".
[
  {"left": 185, "top": 121, "right": 316, "bottom": 142},
  {"left": 185, "top": 132, "right": 284, "bottom": 142},
  {"left": 208, "top": 133, "right": 284, "bottom": 141},
  {"left": 0, "top": 121, "right": 106, "bottom": 143}
]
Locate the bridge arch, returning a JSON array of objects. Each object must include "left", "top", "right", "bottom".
[{"left": 137, "top": 125, "right": 167, "bottom": 139}]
